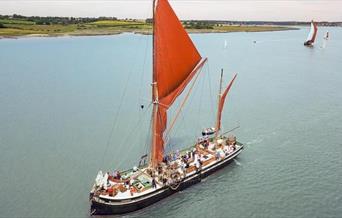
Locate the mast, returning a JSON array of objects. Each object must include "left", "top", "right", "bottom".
[
  {"left": 149, "top": 0, "right": 205, "bottom": 167},
  {"left": 150, "top": 0, "right": 157, "bottom": 168},
  {"left": 151, "top": 84, "right": 159, "bottom": 168},
  {"left": 215, "top": 69, "right": 224, "bottom": 138},
  {"left": 214, "top": 73, "right": 237, "bottom": 139}
]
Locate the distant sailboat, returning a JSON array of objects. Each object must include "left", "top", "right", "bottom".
[
  {"left": 324, "top": 31, "right": 329, "bottom": 40},
  {"left": 224, "top": 40, "right": 228, "bottom": 49},
  {"left": 89, "top": 0, "right": 244, "bottom": 215},
  {"left": 304, "top": 20, "right": 318, "bottom": 46},
  {"left": 321, "top": 31, "right": 329, "bottom": 49}
]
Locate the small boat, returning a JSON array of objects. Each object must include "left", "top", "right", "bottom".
[
  {"left": 224, "top": 40, "right": 228, "bottom": 49},
  {"left": 304, "top": 20, "right": 318, "bottom": 46},
  {"left": 89, "top": 0, "right": 244, "bottom": 215},
  {"left": 324, "top": 31, "right": 329, "bottom": 40},
  {"left": 321, "top": 31, "right": 329, "bottom": 48},
  {"left": 202, "top": 127, "right": 216, "bottom": 136}
]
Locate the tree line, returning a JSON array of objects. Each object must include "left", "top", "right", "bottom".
[{"left": 0, "top": 14, "right": 118, "bottom": 25}]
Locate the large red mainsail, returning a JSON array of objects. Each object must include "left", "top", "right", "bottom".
[
  {"left": 215, "top": 74, "right": 237, "bottom": 135},
  {"left": 151, "top": 0, "right": 207, "bottom": 165}
]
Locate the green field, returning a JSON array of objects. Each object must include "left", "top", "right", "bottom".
[{"left": 0, "top": 18, "right": 295, "bottom": 37}]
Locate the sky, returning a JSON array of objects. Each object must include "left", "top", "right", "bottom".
[{"left": 0, "top": 0, "right": 341, "bottom": 21}]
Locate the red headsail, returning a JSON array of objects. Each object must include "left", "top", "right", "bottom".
[{"left": 151, "top": 0, "right": 206, "bottom": 165}]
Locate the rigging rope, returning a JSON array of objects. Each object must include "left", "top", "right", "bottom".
[
  {"left": 100, "top": 33, "right": 147, "bottom": 169},
  {"left": 164, "top": 65, "right": 204, "bottom": 142},
  {"left": 206, "top": 60, "right": 216, "bottom": 122},
  {"left": 197, "top": 64, "right": 206, "bottom": 129},
  {"left": 114, "top": 103, "right": 152, "bottom": 169}
]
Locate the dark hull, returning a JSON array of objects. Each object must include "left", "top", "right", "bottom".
[
  {"left": 90, "top": 144, "right": 243, "bottom": 215},
  {"left": 304, "top": 41, "right": 313, "bottom": 46}
]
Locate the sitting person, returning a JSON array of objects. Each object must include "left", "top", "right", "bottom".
[
  {"left": 215, "top": 151, "right": 221, "bottom": 160},
  {"left": 113, "top": 170, "right": 121, "bottom": 180},
  {"left": 129, "top": 185, "right": 136, "bottom": 196},
  {"left": 124, "top": 180, "right": 130, "bottom": 189},
  {"left": 208, "top": 143, "right": 215, "bottom": 151}
]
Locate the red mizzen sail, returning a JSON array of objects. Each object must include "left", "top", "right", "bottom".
[
  {"left": 215, "top": 74, "right": 237, "bottom": 134},
  {"left": 151, "top": 0, "right": 206, "bottom": 165}
]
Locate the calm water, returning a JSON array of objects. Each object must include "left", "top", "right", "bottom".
[{"left": 1, "top": 27, "right": 342, "bottom": 218}]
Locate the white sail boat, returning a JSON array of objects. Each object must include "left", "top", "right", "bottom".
[
  {"left": 324, "top": 31, "right": 329, "bottom": 40},
  {"left": 224, "top": 39, "right": 228, "bottom": 49},
  {"left": 89, "top": 0, "right": 244, "bottom": 215},
  {"left": 304, "top": 20, "right": 318, "bottom": 46},
  {"left": 322, "top": 31, "right": 329, "bottom": 48}
]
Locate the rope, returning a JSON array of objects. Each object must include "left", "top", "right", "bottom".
[
  {"left": 220, "top": 125, "right": 240, "bottom": 137},
  {"left": 90, "top": 209, "right": 96, "bottom": 216},
  {"left": 197, "top": 65, "right": 206, "bottom": 129},
  {"left": 100, "top": 33, "right": 146, "bottom": 168},
  {"left": 169, "top": 181, "right": 181, "bottom": 191},
  {"left": 168, "top": 173, "right": 183, "bottom": 191},
  {"left": 165, "top": 61, "right": 205, "bottom": 139},
  {"left": 206, "top": 60, "right": 216, "bottom": 122},
  {"left": 115, "top": 103, "right": 152, "bottom": 169}
]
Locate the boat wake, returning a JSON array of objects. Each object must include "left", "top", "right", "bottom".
[
  {"left": 320, "top": 40, "right": 327, "bottom": 49},
  {"left": 233, "top": 159, "right": 241, "bottom": 166},
  {"left": 246, "top": 137, "right": 263, "bottom": 145}
]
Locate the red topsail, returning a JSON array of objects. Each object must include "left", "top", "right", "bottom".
[{"left": 151, "top": 0, "right": 207, "bottom": 166}]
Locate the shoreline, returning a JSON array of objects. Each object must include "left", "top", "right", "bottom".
[{"left": 0, "top": 26, "right": 298, "bottom": 39}]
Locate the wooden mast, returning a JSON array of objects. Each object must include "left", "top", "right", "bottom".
[
  {"left": 150, "top": 0, "right": 158, "bottom": 168},
  {"left": 149, "top": 0, "right": 204, "bottom": 167},
  {"left": 215, "top": 69, "right": 224, "bottom": 138}
]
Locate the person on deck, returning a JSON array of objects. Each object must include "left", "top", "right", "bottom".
[
  {"left": 162, "top": 176, "right": 167, "bottom": 186},
  {"left": 124, "top": 180, "right": 129, "bottom": 189},
  {"left": 215, "top": 150, "right": 220, "bottom": 160},
  {"left": 163, "top": 156, "right": 168, "bottom": 165},
  {"left": 129, "top": 178, "right": 134, "bottom": 187},
  {"left": 113, "top": 171, "right": 121, "bottom": 180},
  {"left": 195, "top": 158, "right": 202, "bottom": 172},
  {"left": 176, "top": 150, "right": 180, "bottom": 160},
  {"left": 152, "top": 177, "right": 157, "bottom": 189},
  {"left": 129, "top": 185, "right": 135, "bottom": 196}
]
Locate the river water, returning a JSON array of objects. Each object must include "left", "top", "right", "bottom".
[{"left": 1, "top": 27, "right": 342, "bottom": 217}]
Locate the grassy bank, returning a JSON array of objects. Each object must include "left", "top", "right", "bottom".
[{"left": 0, "top": 18, "right": 296, "bottom": 38}]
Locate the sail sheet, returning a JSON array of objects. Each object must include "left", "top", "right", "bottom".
[
  {"left": 151, "top": 0, "right": 205, "bottom": 164},
  {"left": 216, "top": 74, "right": 237, "bottom": 133}
]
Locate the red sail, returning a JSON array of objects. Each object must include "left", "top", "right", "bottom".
[
  {"left": 216, "top": 74, "right": 237, "bottom": 133},
  {"left": 305, "top": 21, "right": 318, "bottom": 45},
  {"left": 311, "top": 21, "right": 318, "bottom": 43},
  {"left": 151, "top": 0, "right": 205, "bottom": 165},
  {"left": 151, "top": 106, "right": 167, "bottom": 165}
]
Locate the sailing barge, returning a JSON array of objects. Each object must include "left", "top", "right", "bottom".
[{"left": 89, "top": 0, "right": 244, "bottom": 215}]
